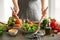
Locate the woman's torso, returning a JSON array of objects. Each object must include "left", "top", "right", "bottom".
[{"left": 18, "top": 0, "right": 42, "bottom": 21}]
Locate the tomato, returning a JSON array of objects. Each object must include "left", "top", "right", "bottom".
[
  {"left": 15, "top": 19, "right": 22, "bottom": 25},
  {"left": 58, "top": 28, "right": 60, "bottom": 32},
  {"left": 55, "top": 26, "right": 60, "bottom": 32}
]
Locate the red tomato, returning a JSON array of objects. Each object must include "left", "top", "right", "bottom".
[
  {"left": 53, "top": 26, "right": 60, "bottom": 32},
  {"left": 57, "top": 27, "right": 60, "bottom": 32},
  {"left": 15, "top": 19, "right": 22, "bottom": 24}
]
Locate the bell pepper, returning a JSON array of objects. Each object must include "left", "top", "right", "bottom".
[
  {"left": 50, "top": 22, "right": 56, "bottom": 28},
  {"left": 50, "top": 18, "right": 57, "bottom": 28}
]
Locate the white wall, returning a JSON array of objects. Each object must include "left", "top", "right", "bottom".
[
  {"left": 4, "top": 0, "right": 13, "bottom": 23},
  {"left": 48, "top": 0, "right": 55, "bottom": 18},
  {"left": 0, "top": 0, "right": 5, "bottom": 23},
  {"left": 0, "top": 0, "right": 13, "bottom": 24},
  {"left": 48, "top": 0, "right": 60, "bottom": 22},
  {"left": 55, "top": 0, "right": 60, "bottom": 22}
]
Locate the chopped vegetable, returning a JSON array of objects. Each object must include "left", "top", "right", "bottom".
[{"left": 22, "top": 23, "right": 38, "bottom": 32}]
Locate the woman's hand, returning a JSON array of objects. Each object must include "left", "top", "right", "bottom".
[
  {"left": 12, "top": 0, "right": 19, "bottom": 19},
  {"left": 12, "top": 7, "right": 19, "bottom": 19},
  {"left": 12, "top": 0, "right": 19, "bottom": 15},
  {"left": 12, "top": 6, "right": 19, "bottom": 15},
  {"left": 42, "top": 7, "right": 48, "bottom": 17}
]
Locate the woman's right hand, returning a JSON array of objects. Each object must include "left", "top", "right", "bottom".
[{"left": 12, "top": 6, "right": 19, "bottom": 19}]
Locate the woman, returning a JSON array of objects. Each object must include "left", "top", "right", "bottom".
[{"left": 17, "top": 0, "right": 47, "bottom": 21}]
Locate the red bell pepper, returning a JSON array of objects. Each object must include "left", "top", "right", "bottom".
[
  {"left": 50, "top": 18, "right": 57, "bottom": 28},
  {"left": 50, "top": 22, "right": 56, "bottom": 28}
]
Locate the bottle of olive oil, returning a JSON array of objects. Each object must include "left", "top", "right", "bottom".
[{"left": 45, "top": 20, "right": 51, "bottom": 35}]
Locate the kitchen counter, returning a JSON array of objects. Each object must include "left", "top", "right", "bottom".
[{"left": 0, "top": 31, "right": 60, "bottom": 40}]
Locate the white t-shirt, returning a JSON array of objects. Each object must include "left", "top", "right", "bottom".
[{"left": 0, "top": 0, "right": 13, "bottom": 24}]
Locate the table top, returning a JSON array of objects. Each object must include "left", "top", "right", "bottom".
[{"left": 0, "top": 31, "right": 60, "bottom": 40}]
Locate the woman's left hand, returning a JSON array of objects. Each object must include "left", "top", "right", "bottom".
[{"left": 42, "top": 7, "right": 48, "bottom": 17}]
